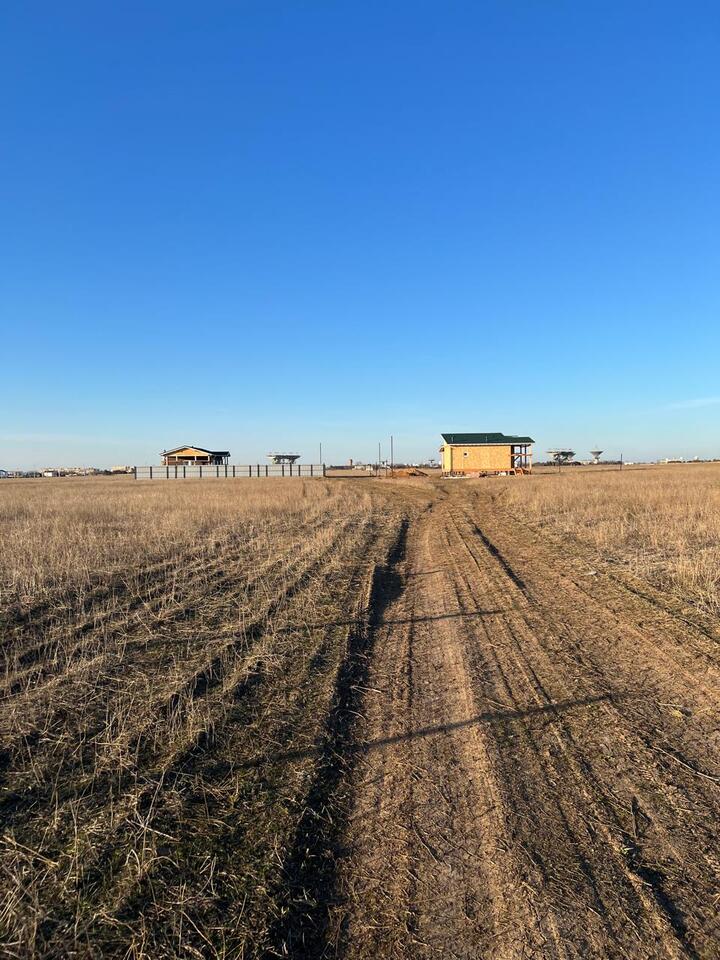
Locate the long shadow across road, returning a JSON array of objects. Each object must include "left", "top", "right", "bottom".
[
  {"left": 277, "top": 607, "right": 508, "bottom": 633},
  {"left": 240, "top": 693, "right": 614, "bottom": 770}
]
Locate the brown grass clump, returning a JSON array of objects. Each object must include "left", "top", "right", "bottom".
[
  {"left": 500, "top": 463, "right": 720, "bottom": 617},
  {"left": 0, "top": 475, "right": 407, "bottom": 958}
]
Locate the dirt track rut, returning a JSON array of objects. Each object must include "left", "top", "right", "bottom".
[{"left": 338, "top": 484, "right": 720, "bottom": 959}]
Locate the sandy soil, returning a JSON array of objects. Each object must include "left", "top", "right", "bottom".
[{"left": 335, "top": 481, "right": 720, "bottom": 960}]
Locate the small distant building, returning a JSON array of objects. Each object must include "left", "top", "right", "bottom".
[
  {"left": 440, "top": 432, "right": 534, "bottom": 476},
  {"left": 161, "top": 445, "right": 230, "bottom": 466}
]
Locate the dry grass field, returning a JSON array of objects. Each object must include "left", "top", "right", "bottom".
[
  {"left": 501, "top": 463, "right": 720, "bottom": 617},
  {"left": 0, "top": 477, "right": 411, "bottom": 958},
  {"left": 2, "top": 467, "right": 719, "bottom": 959}
]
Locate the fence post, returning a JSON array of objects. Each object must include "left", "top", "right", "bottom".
[
  {"left": 150, "top": 465, "right": 153, "bottom": 479},
  {"left": 183, "top": 465, "right": 186, "bottom": 479},
  {"left": 200, "top": 464, "right": 202, "bottom": 479}
]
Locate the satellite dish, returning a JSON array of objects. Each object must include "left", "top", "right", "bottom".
[
  {"left": 590, "top": 450, "right": 603, "bottom": 464},
  {"left": 547, "top": 449, "right": 575, "bottom": 465}
]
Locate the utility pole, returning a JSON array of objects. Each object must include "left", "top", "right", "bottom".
[
  {"left": 319, "top": 442, "right": 322, "bottom": 465},
  {"left": 378, "top": 441, "right": 381, "bottom": 477},
  {"left": 390, "top": 435, "right": 394, "bottom": 477},
  {"left": 620, "top": 452, "right": 623, "bottom": 471}
]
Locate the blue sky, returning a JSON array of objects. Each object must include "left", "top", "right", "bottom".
[{"left": 2, "top": 1, "right": 719, "bottom": 468}]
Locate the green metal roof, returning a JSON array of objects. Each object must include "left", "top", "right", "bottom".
[{"left": 441, "top": 432, "right": 534, "bottom": 445}]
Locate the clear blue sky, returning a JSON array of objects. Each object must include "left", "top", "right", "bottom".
[{"left": 2, "top": 1, "right": 719, "bottom": 468}]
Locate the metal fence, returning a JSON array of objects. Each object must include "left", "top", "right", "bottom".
[{"left": 134, "top": 463, "right": 325, "bottom": 480}]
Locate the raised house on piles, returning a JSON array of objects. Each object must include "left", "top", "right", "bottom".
[{"left": 161, "top": 445, "right": 230, "bottom": 466}]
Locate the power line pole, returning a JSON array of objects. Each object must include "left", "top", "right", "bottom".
[
  {"left": 319, "top": 442, "right": 322, "bottom": 465},
  {"left": 378, "top": 441, "right": 381, "bottom": 477},
  {"left": 390, "top": 434, "right": 394, "bottom": 477}
]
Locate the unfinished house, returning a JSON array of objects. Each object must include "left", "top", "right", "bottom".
[
  {"left": 440, "top": 432, "right": 534, "bottom": 476},
  {"left": 160, "top": 445, "right": 230, "bottom": 466}
]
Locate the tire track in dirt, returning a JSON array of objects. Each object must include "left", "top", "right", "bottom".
[
  {"left": 340, "top": 501, "right": 551, "bottom": 959},
  {"left": 442, "top": 505, "right": 699, "bottom": 956},
  {"left": 338, "top": 485, "right": 720, "bottom": 959},
  {"left": 459, "top": 498, "right": 720, "bottom": 793},
  {"left": 449, "top": 496, "right": 720, "bottom": 949},
  {"left": 266, "top": 517, "right": 410, "bottom": 957}
]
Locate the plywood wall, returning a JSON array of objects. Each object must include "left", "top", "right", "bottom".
[{"left": 442, "top": 444, "right": 512, "bottom": 473}]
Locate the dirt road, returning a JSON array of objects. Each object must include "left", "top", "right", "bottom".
[{"left": 333, "top": 482, "right": 720, "bottom": 959}]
